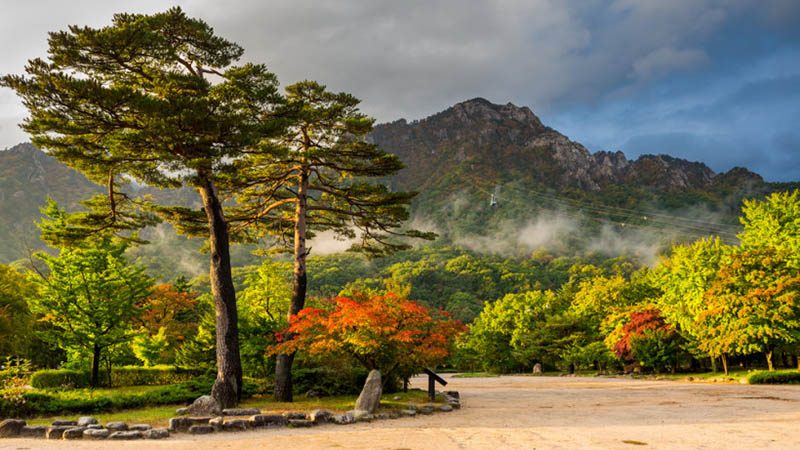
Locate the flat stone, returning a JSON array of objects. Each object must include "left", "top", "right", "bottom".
[
  {"left": 168, "top": 417, "right": 189, "bottom": 432},
  {"left": 405, "top": 404, "right": 418, "bottom": 412},
  {"left": 108, "top": 430, "right": 144, "bottom": 440},
  {"left": 309, "top": 409, "right": 333, "bottom": 424},
  {"left": 209, "top": 416, "right": 224, "bottom": 430},
  {"left": 188, "top": 416, "right": 212, "bottom": 425},
  {"left": 175, "top": 407, "right": 189, "bottom": 415},
  {"left": 439, "top": 404, "right": 454, "bottom": 412},
  {"left": 444, "top": 391, "right": 460, "bottom": 400},
  {"left": 331, "top": 412, "right": 355, "bottom": 425},
  {"left": 51, "top": 420, "right": 77, "bottom": 426},
  {"left": 0, "top": 419, "right": 26, "bottom": 438},
  {"left": 145, "top": 428, "right": 170, "bottom": 439},
  {"left": 86, "top": 424, "right": 103, "bottom": 429},
  {"left": 83, "top": 429, "right": 111, "bottom": 440},
  {"left": 288, "top": 419, "right": 313, "bottom": 428},
  {"left": 128, "top": 424, "right": 151, "bottom": 432},
  {"left": 392, "top": 396, "right": 402, "bottom": 400},
  {"left": 283, "top": 411, "right": 307, "bottom": 420},
  {"left": 188, "top": 395, "right": 221, "bottom": 417},
  {"left": 77, "top": 416, "right": 98, "bottom": 427},
  {"left": 46, "top": 426, "right": 74, "bottom": 440},
  {"left": 418, "top": 406, "right": 434, "bottom": 415},
  {"left": 106, "top": 421, "right": 128, "bottom": 431},
  {"left": 354, "top": 369, "right": 382, "bottom": 414},
  {"left": 399, "top": 409, "right": 417, "bottom": 417},
  {"left": 62, "top": 427, "right": 86, "bottom": 439},
  {"left": 188, "top": 425, "right": 214, "bottom": 435},
  {"left": 222, "top": 407, "right": 260, "bottom": 416},
  {"left": 352, "top": 410, "right": 374, "bottom": 422},
  {"left": 222, "top": 419, "right": 250, "bottom": 432},
  {"left": 249, "top": 414, "right": 287, "bottom": 428},
  {"left": 19, "top": 425, "right": 47, "bottom": 438},
  {"left": 375, "top": 411, "right": 399, "bottom": 420}
]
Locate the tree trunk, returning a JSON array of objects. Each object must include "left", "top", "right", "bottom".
[
  {"left": 199, "top": 178, "right": 242, "bottom": 409},
  {"left": 274, "top": 169, "right": 309, "bottom": 402},
  {"left": 721, "top": 353, "right": 729, "bottom": 376},
  {"left": 90, "top": 344, "right": 101, "bottom": 388},
  {"left": 710, "top": 355, "right": 717, "bottom": 373},
  {"left": 766, "top": 349, "right": 774, "bottom": 371}
]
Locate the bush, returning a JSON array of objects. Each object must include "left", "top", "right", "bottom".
[
  {"left": 747, "top": 370, "right": 800, "bottom": 384},
  {"left": 30, "top": 366, "right": 201, "bottom": 389},
  {"left": 30, "top": 369, "right": 89, "bottom": 389},
  {"left": 293, "top": 366, "right": 368, "bottom": 397}
]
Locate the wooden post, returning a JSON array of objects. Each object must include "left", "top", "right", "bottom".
[{"left": 423, "top": 368, "right": 447, "bottom": 402}]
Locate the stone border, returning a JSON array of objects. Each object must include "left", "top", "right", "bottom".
[{"left": 0, "top": 391, "right": 460, "bottom": 441}]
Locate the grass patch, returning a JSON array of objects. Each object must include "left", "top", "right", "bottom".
[{"left": 26, "top": 388, "right": 441, "bottom": 426}]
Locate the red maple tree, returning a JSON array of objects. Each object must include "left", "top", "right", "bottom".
[{"left": 268, "top": 293, "right": 465, "bottom": 379}]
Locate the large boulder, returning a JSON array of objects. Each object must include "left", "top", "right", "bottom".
[
  {"left": 0, "top": 419, "right": 26, "bottom": 438},
  {"left": 188, "top": 395, "right": 222, "bottom": 416},
  {"left": 354, "top": 369, "right": 382, "bottom": 414}
]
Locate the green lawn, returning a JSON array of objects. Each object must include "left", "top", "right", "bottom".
[{"left": 27, "top": 388, "right": 441, "bottom": 427}]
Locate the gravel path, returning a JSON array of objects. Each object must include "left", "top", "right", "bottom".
[{"left": 3, "top": 375, "right": 800, "bottom": 450}]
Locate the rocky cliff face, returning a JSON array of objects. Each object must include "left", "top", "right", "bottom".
[{"left": 371, "top": 97, "right": 758, "bottom": 193}]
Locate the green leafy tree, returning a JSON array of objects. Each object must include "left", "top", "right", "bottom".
[
  {"left": 234, "top": 81, "right": 433, "bottom": 401},
  {"left": 2, "top": 8, "right": 283, "bottom": 406},
  {"left": 30, "top": 230, "right": 152, "bottom": 387},
  {"left": 738, "top": 190, "right": 800, "bottom": 269},
  {"left": 0, "top": 265, "right": 36, "bottom": 358},
  {"left": 131, "top": 327, "right": 169, "bottom": 367}
]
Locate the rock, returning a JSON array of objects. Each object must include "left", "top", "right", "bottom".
[
  {"left": 128, "top": 424, "right": 152, "bottom": 432},
  {"left": 77, "top": 416, "right": 98, "bottom": 427},
  {"left": 106, "top": 421, "right": 128, "bottom": 431},
  {"left": 83, "top": 429, "right": 111, "bottom": 440},
  {"left": 288, "top": 419, "right": 313, "bottom": 428},
  {"left": 222, "top": 419, "right": 250, "bottom": 432},
  {"left": 283, "top": 411, "right": 307, "bottom": 420},
  {"left": 19, "top": 425, "right": 47, "bottom": 438},
  {"left": 375, "top": 411, "right": 399, "bottom": 420},
  {"left": 0, "top": 419, "right": 26, "bottom": 438},
  {"left": 439, "top": 404, "right": 454, "bottom": 412},
  {"left": 176, "top": 407, "right": 189, "bottom": 415},
  {"left": 305, "top": 390, "right": 323, "bottom": 398},
  {"left": 188, "top": 425, "right": 214, "bottom": 435},
  {"left": 145, "top": 428, "right": 170, "bottom": 439},
  {"left": 86, "top": 424, "right": 103, "bottom": 429},
  {"left": 108, "top": 430, "right": 144, "bottom": 440},
  {"left": 63, "top": 427, "right": 86, "bottom": 439},
  {"left": 354, "top": 369, "right": 382, "bottom": 414},
  {"left": 168, "top": 417, "right": 190, "bottom": 432},
  {"left": 249, "top": 414, "right": 287, "bottom": 428},
  {"left": 209, "top": 416, "right": 224, "bottom": 431},
  {"left": 188, "top": 395, "right": 221, "bottom": 417},
  {"left": 418, "top": 406, "right": 434, "bottom": 415},
  {"left": 392, "top": 396, "right": 402, "bottom": 401},
  {"left": 353, "top": 409, "right": 375, "bottom": 422},
  {"left": 309, "top": 409, "right": 333, "bottom": 424},
  {"left": 222, "top": 407, "right": 260, "bottom": 416},
  {"left": 405, "top": 403, "right": 418, "bottom": 412},
  {"left": 46, "top": 426, "right": 74, "bottom": 439},
  {"left": 444, "top": 391, "right": 460, "bottom": 400},
  {"left": 331, "top": 412, "right": 355, "bottom": 425},
  {"left": 52, "top": 420, "right": 77, "bottom": 426},
  {"left": 532, "top": 363, "right": 543, "bottom": 374},
  {"left": 399, "top": 409, "right": 417, "bottom": 417}
]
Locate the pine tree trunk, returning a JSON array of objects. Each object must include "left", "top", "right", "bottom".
[
  {"left": 274, "top": 169, "right": 309, "bottom": 402},
  {"left": 199, "top": 178, "right": 242, "bottom": 409},
  {"left": 91, "top": 344, "right": 101, "bottom": 388}
]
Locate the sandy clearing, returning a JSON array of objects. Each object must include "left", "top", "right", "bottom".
[{"left": 3, "top": 375, "right": 800, "bottom": 450}]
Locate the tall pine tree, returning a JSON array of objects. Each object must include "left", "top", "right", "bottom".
[
  {"left": 2, "top": 8, "right": 283, "bottom": 406},
  {"left": 233, "top": 81, "right": 434, "bottom": 401}
]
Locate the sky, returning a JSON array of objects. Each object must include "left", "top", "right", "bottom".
[{"left": 0, "top": 0, "right": 798, "bottom": 181}]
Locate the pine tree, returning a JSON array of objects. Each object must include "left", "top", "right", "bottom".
[
  {"left": 2, "top": 8, "right": 283, "bottom": 406},
  {"left": 232, "top": 81, "right": 434, "bottom": 401}
]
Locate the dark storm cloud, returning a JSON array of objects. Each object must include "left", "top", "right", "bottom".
[{"left": 1, "top": 0, "right": 798, "bottom": 180}]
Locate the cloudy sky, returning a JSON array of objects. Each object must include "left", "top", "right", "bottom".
[{"left": 1, "top": 0, "right": 798, "bottom": 180}]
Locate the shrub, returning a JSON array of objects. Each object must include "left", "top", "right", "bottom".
[
  {"left": 30, "top": 369, "right": 89, "bottom": 389},
  {"left": 30, "top": 366, "right": 201, "bottom": 389},
  {"left": 747, "top": 370, "right": 800, "bottom": 384},
  {"left": 292, "top": 366, "right": 368, "bottom": 397}
]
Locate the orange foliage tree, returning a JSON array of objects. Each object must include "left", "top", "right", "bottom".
[
  {"left": 269, "top": 293, "right": 465, "bottom": 381},
  {"left": 134, "top": 283, "right": 200, "bottom": 349}
]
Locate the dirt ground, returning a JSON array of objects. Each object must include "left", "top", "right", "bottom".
[{"left": 3, "top": 374, "right": 800, "bottom": 450}]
